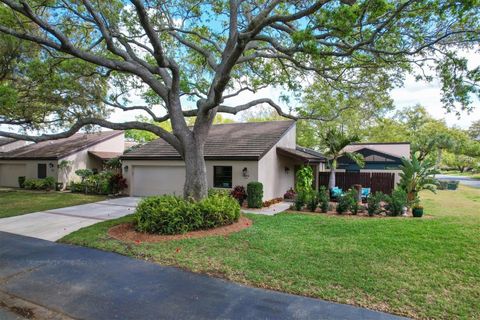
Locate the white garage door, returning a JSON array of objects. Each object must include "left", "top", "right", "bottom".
[
  {"left": 0, "top": 164, "right": 27, "bottom": 187},
  {"left": 132, "top": 166, "right": 185, "bottom": 196}
]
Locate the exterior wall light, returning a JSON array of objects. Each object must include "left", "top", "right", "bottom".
[
  {"left": 242, "top": 167, "right": 249, "bottom": 178},
  {"left": 285, "top": 166, "right": 290, "bottom": 174},
  {"left": 124, "top": 165, "right": 129, "bottom": 173}
]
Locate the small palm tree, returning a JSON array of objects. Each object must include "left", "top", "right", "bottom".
[
  {"left": 320, "top": 128, "right": 365, "bottom": 189},
  {"left": 399, "top": 154, "right": 439, "bottom": 206}
]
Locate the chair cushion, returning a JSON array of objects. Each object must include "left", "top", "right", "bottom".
[{"left": 361, "top": 188, "right": 371, "bottom": 196}]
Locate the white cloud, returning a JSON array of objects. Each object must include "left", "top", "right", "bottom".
[{"left": 391, "top": 76, "right": 480, "bottom": 129}]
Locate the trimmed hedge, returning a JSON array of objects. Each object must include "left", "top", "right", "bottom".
[
  {"left": 24, "top": 177, "right": 55, "bottom": 190},
  {"left": 197, "top": 194, "right": 240, "bottom": 228},
  {"left": 135, "top": 193, "right": 240, "bottom": 235},
  {"left": 18, "top": 176, "right": 26, "bottom": 188},
  {"left": 247, "top": 181, "right": 263, "bottom": 208},
  {"left": 135, "top": 195, "right": 203, "bottom": 234}
]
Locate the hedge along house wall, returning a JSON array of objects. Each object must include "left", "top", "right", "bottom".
[{"left": 0, "top": 159, "right": 58, "bottom": 187}]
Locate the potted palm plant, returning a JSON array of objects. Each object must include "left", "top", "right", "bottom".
[{"left": 399, "top": 154, "right": 439, "bottom": 217}]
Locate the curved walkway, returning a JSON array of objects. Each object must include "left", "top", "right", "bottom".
[
  {"left": 241, "top": 201, "right": 291, "bottom": 215},
  {"left": 0, "top": 232, "right": 407, "bottom": 320}
]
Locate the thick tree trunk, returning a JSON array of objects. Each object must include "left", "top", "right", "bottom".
[{"left": 183, "top": 141, "right": 208, "bottom": 201}]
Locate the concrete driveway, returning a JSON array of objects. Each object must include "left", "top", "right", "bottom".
[{"left": 0, "top": 197, "right": 140, "bottom": 241}]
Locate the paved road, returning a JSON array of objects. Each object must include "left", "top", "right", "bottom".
[
  {"left": 0, "top": 197, "right": 140, "bottom": 241},
  {"left": 436, "top": 175, "right": 480, "bottom": 188},
  {"left": 0, "top": 232, "right": 408, "bottom": 320}
]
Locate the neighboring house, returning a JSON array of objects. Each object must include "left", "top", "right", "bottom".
[
  {"left": 336, "top": 142, "right": 411, "bottom": 185},
  {"left": 0, "top": 131, "right": 124, "bottom": 187},
  {"left": 0, "top": 138, "right": 29, "bottom": 153},
  {"left": 121, "top": 121, "right": 325, "bottom": 200}
]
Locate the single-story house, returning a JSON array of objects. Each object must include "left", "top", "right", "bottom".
[
  {"left": 336, "top": 142, "right": 411, "bottom": 185},
  {"left": 0, "top": 131, "right": 124, "bottom": 187},
  {"left": 121, "top": 120, "right": 325, "bottom": 200},
  {"left": 0, "top": 138, "right": 29, "bottom": 153}
]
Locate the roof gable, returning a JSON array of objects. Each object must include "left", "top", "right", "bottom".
[
  {"left": 122, "top": 120, "right": 296, "bottom": 160},
  {"left": 339, "top": 147, "right": 403, "bottom": 163},
  {"left": 0, "top": 131, "right": 123, "bottom": 160},
  {"left": 344, "top": 142, "right": 410, "bottom": 159}
]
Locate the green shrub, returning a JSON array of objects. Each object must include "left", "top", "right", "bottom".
[
  {"left": 70, "top": 182, "right": 85, "bottom": 193},
  {"left": 247, "top": 181, "right": 263, "bottom": 208},
  {"left": 367, "top": 191, "right": 385, "bottom": 216},
  {"left": 135, "top": 194, "right": 241, "bottom": 235},
  {"left": 436, "top": 180, "right": 448, "bottom": 190},
  {"left": 385, "top": 188, "right": 408, "bottom": 216},
  {"left": 24, "top": 177, "right": 55, "bottom": 190},
  {"left": 336, "top": 191, "right": 355, "bottom": 214},
  {"left": 75, "top": 169, "right": 94, "bottom": 182},
  {"left": 197, "top": 194, "right": 240, "bottom": 228},
  {"left": 306, "top": 190, "right": 319, "bottom": 212},
  {"left": 294, "top": 191, "right": 306, "bottom": 211},
  {"left": 318, "top": 186, "right": 329, "bottom": 213},
  {"left": 347, "top": 189, "right": 361, "bottom": 215},
  {"left": 135, "top": 196, "right": 202, "bottom": 234},
  {"left": 208, "top": 188, "right": 231, "bottom": 197},
  {"left": 295, "top": 165, "right": 313, "bottom": 194},
  {"left": 43, "top": 177, "right": 55, "bottom": 190},
  {"left": 24, "top": 178, "right": 41, "bottom": 190},
  {"left": 18, "top": 176, "right": 26, "bottom": 188}
]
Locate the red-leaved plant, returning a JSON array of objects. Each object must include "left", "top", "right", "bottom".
[
  {"left": 283, "top": 188, "right": 296, "bottom": 200},
  {"left": 230, "top": 185, "right": 247, "bottom": 205}
]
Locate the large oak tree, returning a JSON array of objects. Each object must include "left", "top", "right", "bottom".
[{"left": 0, "top": 0, "right": 479, "bottom": 200}]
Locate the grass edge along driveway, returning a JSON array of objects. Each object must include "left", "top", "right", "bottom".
[
  {"left": 60, "top": 186, "right": 480, "bottom": 320},
  {"left": 0, "top": 189, "right": 107, "bottom": 219}
]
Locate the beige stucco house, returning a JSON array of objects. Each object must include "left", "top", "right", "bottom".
[
  {"left": 121, "top": 121, "right": 325, "bottom": 200},
  {"left": 0, "top": 131, "right": 124, "bottom": 187}
]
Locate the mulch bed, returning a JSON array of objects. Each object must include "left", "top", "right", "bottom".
[{"left": 108, "top": 216, "right": 253, "bottom": 243}]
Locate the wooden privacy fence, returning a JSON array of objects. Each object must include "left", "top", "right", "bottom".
[{"left": 317, "top": 172, "right": 396, "bottom": 195}]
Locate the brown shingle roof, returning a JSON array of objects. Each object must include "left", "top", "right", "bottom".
[
  {"left": 88, "top": 151, "right": 123, "bottom": 160},
  {"left": 277, "top": 146, "right": 326, "bottom": 163},
  {"left": 122, "top": 120, "right": 296, "bottom": 160},
  {"left": 0, "top": 131, "right": 123, "bottom": 160},
  {"left": 0, "top": 138, "right": 16, "bottom": 147}
]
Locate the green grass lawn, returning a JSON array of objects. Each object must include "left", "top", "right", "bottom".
[
  {"left": 0, "top": 189, "right": 107, "bottom": 218},
  {"left": 60, "top": 186, "right": 480, "bottom": 319}
]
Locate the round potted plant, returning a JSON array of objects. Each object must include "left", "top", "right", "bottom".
[{"left": 412, "top": 205, "right": 424, "bottom": 217}]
